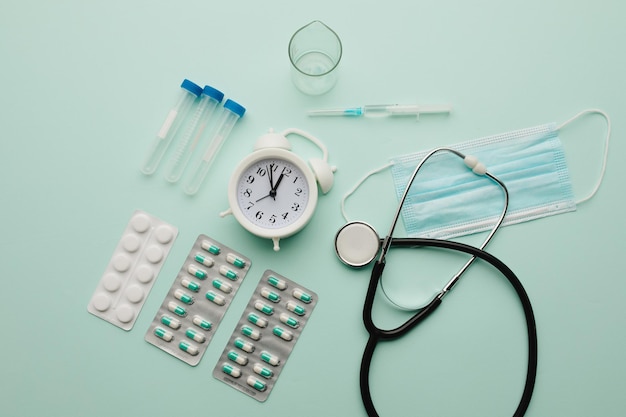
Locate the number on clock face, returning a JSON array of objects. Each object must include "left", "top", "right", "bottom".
[{"left": 236, "top": 158, "right": 310, "bottom": 230}]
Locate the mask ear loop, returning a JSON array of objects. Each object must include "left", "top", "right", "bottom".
[
  {"left": 340, "top": 162, "right": 393, "bottom": 223},
  {"left": 557, "top": 108, "right": 611, "bottom": 204}
]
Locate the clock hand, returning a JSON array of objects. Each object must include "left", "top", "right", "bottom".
[
  {"left": 267, "top": 164, "right": 274, "bottom": 189},
  {"left": 273, "top": 173, "right": 285, "bottom": 193}
]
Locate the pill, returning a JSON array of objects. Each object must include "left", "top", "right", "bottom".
[
  {"left": 167, "top": 301, "right": 187, "bottom": 317},
  {"left": 248, "top": 313, "right": 268, "bottom": 328},
  {"left": 174, "top": 289, "right": 194, "bottom": 305},
  {"left": 116, "top": 305, "right": 134, "bottom": 323},
  {"left": 92, "top": 293, "right": 111, "bottom": 312},
  {"left": 219, "top": 265, "right": 238, "bottom": 280},
  {"left": 122, "top": 234, "right": 141, "bottom": 253},
  {"left": 185, "top": 328, "right": 206, "bottom": 343},
  {"left": 125, "top": 285, "right": 144, "bottom": 303},
  {"left": 261, "top": 287, "right": 280, "bottom": 303},
  {"left": 112, "top": 254, "right": 131, "bottom": 272},
  {"left": 194, "top": 253, "right": 214, "bottom": 267},
  {"left": 222, "top": 363, "right": 241, "bottom": 378},
  {"left": 212, "top": 279, "right": 233, "bottom": 294},
  {"left": 161, "top": 315, "right": 181, "bottom": 330},
  {"left": 131, "top": 213, "right": 151, "bottom": 232},
  {"left": 267, "top": 275, "right": 287, "bottom": 290},
  {"left": 279, "top": 313, "right": 299, "bottom": 328},
  {"left": 206, "top": 291, "right": 226, "bottom": 306},
  {"left": 181, "top": 278, "right": 200, "bottom": 292},
  {"left": 226, "top": 253, "right": 246, "bottom": 268},
  {"left": 273, "top": 326, "right": 293, "bottom": 341},
  {"left": 241, "top": 325, "right": 261, "bottom": 341},
  {"left": 286, "top": 301, "right": 306, "bottom": 316},
  {"left": 247, "top": 376, "right": 267, "bottom": 392},
  {"left": 192, "top": 315, "right": 212, "bottom": 330},
  {"left": 234, "top": 338, "right": 255, "bottom": 353},
  {"left": 154, "top": 327, "right": 173, "bottom": 342},
  {"left": 254, "top": 301, "right": 274, "bottom": 315},
  {"left": 228, "top": 350, "right": 248, "bottom": 366},
  {"left": 135, "top": 265, "right": 154, "bottom": 283},
  {"left": 102, "top": 274, "right": 121, "bottom": 292},
  {"left": 260, "top": 351, "right": 280, "bottom": 366},
  {"left": 188, "top": 264, "right": 207, "bottom": 279},
  {"left": 154, "top": 225, "right": 174, "bottom": 244},
  {"left": 201, "top": 240, "right": 220, "bottom": 255},
  {"left": 292, "top": 288, "right": 312, "bottom": 303},
  {"left": 253, "top": 363, "right": 274, "bottom": 379},
  {"left": 179, "top": 341, "right": 199, "bottom": 356},
  {"left": 145, "top": 245, "right": 164, "bottom": 264}
]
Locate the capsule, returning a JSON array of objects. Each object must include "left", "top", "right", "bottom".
[
  {"left": 234, "top": 338, "right": 255, "bottom": 353},
  {"left": 194, "top": 253, "right": 214, "bottom": 267},
  {"left": 292, "top": 288, "right": 312, "bottom": 303},
  {"left": 241, "top": 325, "right": 261, "bottom": 341},
  {"left": 226, "top": 253, "right": 246, "bottom": 268},
  {"left": 273, "top": 326, "right": 293, "bottom": 341},
  {"left": 192, "top": 315, "right": 212, "bottom": 331},
  {"left": 188, "top": 264, "right": 207, "bottom": 279},
  {"left": 181, "top": 278, "right": 200, "bottom": 292},
  {"left": 160, "top": 315, "right": 181, "bottom": 330},
  {"left": 253, "top": 363, "right": 274, "bottom": 379},
  {"left": 212, "top": 279, "right": 233, "bottom": 294},
  {"left": 206, "top": 291, "right": 226, "bottom": 306},
  {"left": 222, "top": 363, "right": 241, "bottom": 378},
  {"left": 247, "top": 376, "right": 267, "bottom": 392},
  {"left": 219, "top": 265, "right": 238, "bottom": 280},
  {"left": 260, "top": 351, "right": 280, "bottom": 366},
  {"left": 228, "top": 350, "right": 248, "bottom": 366},
  {"left": 185, "top": 328, "right": 206, "bottom": 343},
  {"left": 179, "top": 341, "right": 199, "bottom": 355},
  {"left": 286, "top": 301, "right": 306, "bottom": 316},
  {"left": 174, "top": 289, "right": 194, "bottom": 305},
  {"left": 261, "top": 287, "right": 280, "bottom": 303},
  {"left": 167, "top": 301, "right": 187, "bottom": 317},
  {"left": 201, "top": 240, "right": 220, "bottom": 255},
  {"left": 154, "top": 327, "right": 173, "bottom": 342},
  {"left": 267, "top": 275, "right": 287, "bottom": 290},
  {"left": 248, "top": 313, "right": 268, "bottom": 328},
  {"left": 254, "top": 300, "right": 274, "bottom": 315},
  {"left": 279, "top": 313, "right": 299, "bottom": 328}
]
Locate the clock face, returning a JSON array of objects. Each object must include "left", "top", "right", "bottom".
[{"left": 236, "top": 157, "right": 311, "bottom": 230}]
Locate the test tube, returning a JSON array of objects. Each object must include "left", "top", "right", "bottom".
[
  {"left": 163, "top": 85, "right": 225, "bottom": 183},
  {"left": 140, "top": 79, "right": 203, "bottom": 175},
  {"left": 184, "top": 99, "right": 246, "bottom": 195}
]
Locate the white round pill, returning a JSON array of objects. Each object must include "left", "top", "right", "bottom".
[
  {"left": 125, "top": 285, "right": 144, "bottom": 303},
  {"left": 116, "top": 305, "right": 135, "bottom": 323},
  {"left": 102, "top": 273, "right": 122, "bottom": 292},
  {"left": 154, "top": 225, "right": 174, "bottom": 244},
  {"left": 135, "top": 265, "right": 154, "bottom": 283},
  {"left": 145, "top": 245, "right": 163, "bottom": 264},
  {"left": 92, "top": 293, "right": 111, "bottom": 312},
  {"left": 122, "top": 234, "right": 141, "bottom": 253},
  {"left": 131, "top": 213, "right": 151, "bottom": 233},
  {"left": 112, "top": 254, "right": 131, "bottom": 272}
]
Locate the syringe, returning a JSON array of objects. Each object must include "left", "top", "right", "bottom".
[
  {"left": 307, "top": 103, "right": 452, "bottom": 119},
  {"left": 140, "top": 79, "right": 203, "bottom": 175},
  {"left": 163, "top": 85, "right": 224, "bottom": 183},
  {"left": 184, "top": 99, "right": 246, "bottom": 195}
]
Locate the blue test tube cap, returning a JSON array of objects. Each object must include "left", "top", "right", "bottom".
[
  {"left": 180, "top": 79, "right": 203, "bottom": 97},
  {"left": 224, "top": 99, "right": 246, "bottom": 118},
  {"left": 203, "top": 85, "right": 225, "bottom": 103}
]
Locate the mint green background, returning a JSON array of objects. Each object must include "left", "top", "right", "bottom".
[{"left": 1, "top": 1, "right": 624, "bottom": 416}]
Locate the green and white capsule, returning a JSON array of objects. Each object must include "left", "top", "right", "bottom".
[
  {"left": 292, "top": 288, "right": 312, "bottom": 303},
  {"left": 154, "top": 327, "right": 173, "bottom": 342},
  {"left": 205, "top": 291, "right": 226, "bottom": 306},
  {"left": 192, "top": 315, "right": 212, "bottom": 331},
  {"left": 273, "top": 326, "right": 293, "bottom": 341},
  {"left": 201, "top": 240, "right": 220, "bottom": 255},
  {"left": 174, "top": 289, "right": 194, "bottom": 305},
  {"left": 267, "top": 275, "right": 287, "bottom": 290},
  {"left": 194, "top": 253, "right": 214, "bottom": 267},
  {"left": 185, "top": 328, "right": 206, "bottom": 343},
  {"left": 261, "top": 287, "right": 280, "bottom": 303},
  {"left": 167, "top": 301, "right": 187, "bottom": 317},
  {"left": 286, "top": 301, "right": 306, "bottom": 316},
  {"left": 181, "top": 278, "right": 200, "bottom": 292},
  {"left": 179, "top": 341, "right": 199, "bottom": 356},
  {"left": 234, "top": 337, "right": 255, "bottom": 353},
  {"left": 222, "top": 363, "right": 241, "bottom": 378},
  {"left": 226, "top": 253, "right": 246, "bottom": 268},
  {"left": 254, "top": 300, "right": 274, "bottom": 315},
  {"left": 160, "top": 315, "right": 181, "bottom": 330},
  {"left": 188, "top": 264, "right": 207, "bottom": 279},
  {"left": 253, "top": 363, "right": 274, "bottom": 379},
  {"left": 279, "top": 313, "right": 299, "bottom": 328},
  {"left": 212, "top": 279, "right": 233, "bottom": 294},
  {"left": 260, "top": 351, "right": 280, "bottom": 366},
  {"left": 248, "top": 313, "right": 268, "bottom": 328},
  {"left": 247, "top": 376, "right": 267, "bottom": 392},
  {"left": 241, "top": 325, "right": 261, "bottom": 341},
  {"left": 228, "top": 350, "right": 248, "bottom": 366},
  {"left": 219, "top": 265, "right": 238, "bottom": 281}
]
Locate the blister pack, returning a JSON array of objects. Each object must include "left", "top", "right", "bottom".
[
  {"left": 145, "top": 234, "right": 252, "bottom": 366},
  {"left": 213, "top": 269, "right": 318, "bottom": 402},
  {"left": 87, "top": 210, "right": 178, "bottom": 331}
]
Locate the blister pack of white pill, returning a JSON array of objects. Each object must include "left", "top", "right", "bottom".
[
  {"left": 145, "top": 234, "right": 252, "bottom": 366},
  {"left": 87, "top": 210, "right": 179, "bottom": 331},
  {"left": 213, "top": 269, "right": 318, "bottom": 402}
]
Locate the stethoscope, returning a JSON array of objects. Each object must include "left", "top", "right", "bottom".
[{"left": 334, "top": 148, "right": 538, "bottom": 417}]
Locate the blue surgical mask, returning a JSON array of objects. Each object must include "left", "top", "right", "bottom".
[{"left": 341, "top": 109, "right": 610, "bottom": 239}]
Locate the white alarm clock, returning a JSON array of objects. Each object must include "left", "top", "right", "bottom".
[{"left": 220, "top": 128, "right": 336, "bottom": 251}]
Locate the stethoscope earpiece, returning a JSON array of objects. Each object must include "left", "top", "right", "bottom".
[{"left": 334, "top": 221, "right": 380, "bottom": 268}]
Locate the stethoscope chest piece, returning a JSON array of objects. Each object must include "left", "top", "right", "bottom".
[{"left": 334, "top": 221, "right": 380, "bottom": 268}]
